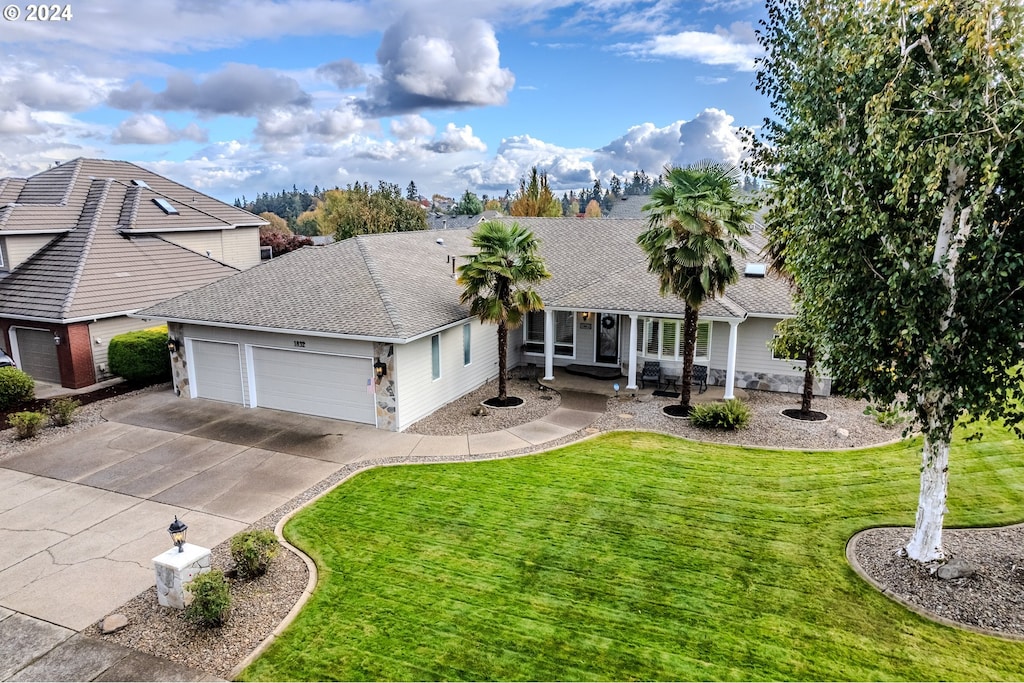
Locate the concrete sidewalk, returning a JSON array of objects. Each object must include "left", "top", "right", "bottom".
[{"left": 1, "top": 388, "right": 605, "bottom": 681}]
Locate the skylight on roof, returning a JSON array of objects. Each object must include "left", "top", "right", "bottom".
[
  {"left": 153, "top": 197, "right": 179, "bottom": 215},
  {"left": 744, "top": 263, "right": 767, "bottom": 277},
  {"left": 131, "top": 179, "right": 150, "bottom": 188}
]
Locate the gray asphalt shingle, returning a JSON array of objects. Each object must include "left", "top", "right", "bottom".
[{"left": 141, "top": 217, "right": 794, "bottom": 340}]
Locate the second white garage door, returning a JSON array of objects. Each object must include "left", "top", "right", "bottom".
[{"left": 250, "top": 347, "right": 376, "bottom": 424}]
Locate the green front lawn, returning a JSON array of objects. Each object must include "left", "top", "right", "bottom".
[{"left": 241, "top": 426, "right": 1024, "bottom": 681}]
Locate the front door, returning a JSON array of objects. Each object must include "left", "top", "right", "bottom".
[{"left": 595, "top": 314, "right": 619, "bottom": 364}]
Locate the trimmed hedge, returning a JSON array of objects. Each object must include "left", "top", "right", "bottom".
[
  {"left": 107, "top": 327, "right": 171, "bottom": 382},
  {"left": 0, "top": 366, "right": 34, "bottom": 409},
  {"left": 230, "top": 530, "right": 280, "bottom": 579}
]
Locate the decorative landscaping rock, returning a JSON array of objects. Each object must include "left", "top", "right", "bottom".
[
  {"left": 471, "top": 405, "right": 489, "bottom": 417},
  {"left": 936, "top": 556, "right": 977, "bottom": 580},
  {"left": 100, "top": 613, "right": 128, "bottom": 634},
  {"left": 835, "top": 427, "right": 850, "bottom": 438}
]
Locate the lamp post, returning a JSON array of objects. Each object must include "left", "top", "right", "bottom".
[
  {"left": 168, "top": 516, "right": 187, "bottom": 553},
  {"left": 154, "top": 516, "right": 210, "bottom": 609}
]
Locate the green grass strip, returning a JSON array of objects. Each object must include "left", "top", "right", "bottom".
[{"left": 241, "top": 426, "right": 1024, "bottom": 681}]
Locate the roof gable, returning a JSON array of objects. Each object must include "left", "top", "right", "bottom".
[{"left": 140, "top": 217, "right": 794, "bottom": 340}]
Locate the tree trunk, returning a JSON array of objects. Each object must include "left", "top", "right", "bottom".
[
  {"left": 800, "top": 347, "right": 815, "bottom": 416},
  {"left": 497, "top": 321, "right": 508, "bottom": 401},
  {"left": 679, "top": 306, "right": 698, "bottom": 413},
  {"left": 904, "top": 432, "right": 951, "bottom": 562}
]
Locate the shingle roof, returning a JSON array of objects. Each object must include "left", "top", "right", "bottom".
[
  {"left": 0, "top": 158, "right": 261, "bottom": 322},
  {"left": 0, "top": 158, "right": 265, "bottom": 234},
  {"left": 139, "top": 217, "right": 794, "bottom": 340},
  {"left": 0, "top": 178, "right": 240, "bottom": 321}
]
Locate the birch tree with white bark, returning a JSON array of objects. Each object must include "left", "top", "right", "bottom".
[{"left": 752, "top": 0, "right": 1024, "bottom": 563}]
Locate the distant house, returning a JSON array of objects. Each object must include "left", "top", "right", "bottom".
[
  {"left": 0, "top": 158, "right": 265, "bottom": 388},
  {"left": 139, "top": 217, "right": 827, "bottom": 431},
  {"left": 427, "top": 210, "right": 502, "bottom": 231}
]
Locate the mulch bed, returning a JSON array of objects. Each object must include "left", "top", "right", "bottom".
[
  {"left": 482, "top": 396, "right": 525, "bottom": 408},
  {"left": 0, "top": 380, "right": 151, "bottom": 429},
  {"left": 781, "top": 408, "right": 829, "bottom": 421}
]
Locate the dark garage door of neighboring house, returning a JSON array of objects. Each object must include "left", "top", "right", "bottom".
[
  {"left": 14, "top": 327, "right": 60, "bottom": 384},
  {"left": 191, "top": 340, "right": 244, "bottom": 404},
  {"left": 251, "top": 346, "right": 376, "bottom": 424}
]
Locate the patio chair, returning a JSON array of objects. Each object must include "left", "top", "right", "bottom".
[
  {"left": 692, "top": 365, "right": 708, "bottom": 394},
  {"left": 640, "top": 361, "right": 661, "bottom": 389}
]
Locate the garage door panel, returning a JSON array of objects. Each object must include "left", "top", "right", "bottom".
[
  {"left": 15, "top": 328, "right": 60, "bottom": 384},
  {"left": 191, "top": 340, "right": 243, "bottom": 404},
  {"left": 251, "top": 347, "right": 375, "bottom": 424}
]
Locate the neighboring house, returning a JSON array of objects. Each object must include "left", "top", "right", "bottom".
[
  {"left": 138, "top": 217, "right": 828, "bottom": 432},
  {"left": 0, "top": 158, "right": 266, "bottom": 388},
  {"left": 427, "top": 211, "right": 501, "bottom": 231}
]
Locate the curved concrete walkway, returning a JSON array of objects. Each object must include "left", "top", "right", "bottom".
[{"left": 0, "top": 389, "right": 605, "bottom": 681}]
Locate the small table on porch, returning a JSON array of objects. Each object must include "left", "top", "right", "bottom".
[{"left": 661, "top": 371, "right": 680, "bottom": 392}]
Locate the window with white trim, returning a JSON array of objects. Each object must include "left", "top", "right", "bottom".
[
  {"left": 636, "top": 318, "right": 710, "bottom": 362},
  {"left": 523, "top": 310, "right": 575, "bottom": 356},
  {"left": 771, "top": 334, "right": 807, "bottom": 362},
  {"left": 431, "top": 334, "right": 441, "bottom": 380},
  {"left": 463, "top": 324, "right": 471, "bottom": 366}
]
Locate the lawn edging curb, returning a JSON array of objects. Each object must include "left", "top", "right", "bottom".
[{"left": 846, "top": 527, "right": 1024, "bottom": 643}]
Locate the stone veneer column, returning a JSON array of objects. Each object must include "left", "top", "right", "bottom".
[
  {"left": 373, "top": 342, "right": 397, "bottom": 430},
  {"left": 167, "top": 322, "right": 189, "bottom": 398},
  {"left": 152, "top": 543, "right": 211, "bottom": 609}
]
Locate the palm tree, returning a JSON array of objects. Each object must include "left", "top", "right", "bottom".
[
  {"left": 458, "top": 221, "right": 551, "bottom": 404},
  {"left": 638, "top": 161, "right": 753, "bottom": 415}
]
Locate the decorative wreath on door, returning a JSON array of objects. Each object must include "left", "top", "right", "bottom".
[{"left": 601, "top": 315, "right": 616, "bottom": 329}]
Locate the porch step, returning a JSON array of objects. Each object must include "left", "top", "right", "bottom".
[{"left": 564, "top": 364, "right": 622, "bottom": 380}]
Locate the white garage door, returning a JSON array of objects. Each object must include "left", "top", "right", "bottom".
[
  {"left": 14, "top": 328, "right": 60, "bottom": 384},
  {"left": 191, "top": 340, "right": 243, "bottom": 403},
  {"left": 251, "top": 346, "right": 376, "bottom": 424}
]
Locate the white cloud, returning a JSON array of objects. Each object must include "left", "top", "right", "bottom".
[
  {"left": 108, "top": 64, "right": 311, "bottom": 116},
  {"left": 111, "top": 114, "right": 207, "bottom": 145},
  {"left": 390, "top": 115, "right": 436, "bottom": 140},
  {"left": 425, "top": 123, "right": 486, "bottom": 153},
  {"left": 595, "top": 108, "right": 745, "bottom": 176},
  {"left": 0, "top": 64, "right": 115, "bottom": 112},
  {"left": 0, "top": 105, "right": 44, "bottom": 135},
  {"left": 360, "top": 13, "right": 515, "bottom": 115},
  {"left": 455, "top": 134, "right": 594, "bottom": 190},
  {"left": 613, "top": 21, "right": 762, "bottom": 71}
]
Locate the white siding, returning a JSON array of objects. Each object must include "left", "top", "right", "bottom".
[
  {"left": 161, "top": 228, "right": 259, "bottom": 270},
  {"left": 180, "top": 324, "right": 373, "bottom": 407},
  {"left": 222, "top": 227, "right": 260, "bottom": 270},
  {"left": 163, "top": 232, "right": 225, "bottom": 263},
  {"left": 5, "top": 235, "right": 56, "bottom": 269},
  {"left": 726, "top": 317, "right": 808, "bottom": 377},
  {"left": 396, "top": 319, "right": 499, "bottom": 430},
  {"left": 88, "top": 316, "right": 160, "bottom": 380}
]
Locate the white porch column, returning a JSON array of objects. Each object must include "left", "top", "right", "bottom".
[
  {"left": 626, "top": 314, "right": 639, "bottom": 389},
  {"left": 543, "top": 308, "right": 555, "bottom": 380},
  {"left": 724, "top": 319, "right": 740, "bottom": 400}
]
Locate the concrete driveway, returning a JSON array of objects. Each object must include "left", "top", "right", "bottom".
[
  {"left": 0, "top": 391, "right": 381, "bottom": 633},
  {"left": 0, "top": 388, "right": 600, "bottom": 638}
]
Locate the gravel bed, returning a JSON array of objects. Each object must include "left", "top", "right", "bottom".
[
  {"left": 405, "top": 376, "right": 560, "bottom": 435},
  {"left": 98, "top": 536, "right": 309, "bottom": 679},
  {"left": 5, "top": 382, "right": 1021, "bottom": 677},
  {"left": 851, "top": 526, "right": 1024, "bottom": 637}
]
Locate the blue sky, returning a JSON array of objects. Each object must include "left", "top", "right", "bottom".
[{"left": 0, "top": 0, "right": 769, "bottom": 203}]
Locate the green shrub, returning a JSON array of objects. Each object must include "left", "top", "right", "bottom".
[
  {"left": 107, "top": 327, "right": 171, "bottom": 382},
  {"left": 864, "top": 403, "right": 905, "bottom": 427},
  {"left": 0, "top": 367, "right": 34, "bottom": 409},
  {"left": 690, "top": 399, "right": 751, "bottom": 430},
  {"left": 9, "top": 411, "right": 45, "bottom": 439},
  {"left": 47, "top": 397, "right": 80, "bottom": 427},
  {"left": 230, "top": 529, "right": 280, "bottom": 579},
  {"left": 184, "top": 570, "right": 231, "bottom": 628}
]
